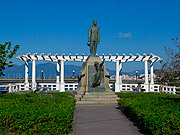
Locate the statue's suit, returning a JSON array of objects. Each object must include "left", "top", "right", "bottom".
[{"left": 88, "top": 25, "right": 100, "bottom": 56}]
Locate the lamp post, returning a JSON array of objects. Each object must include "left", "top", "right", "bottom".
[
  {"left": 73, "top": 70, "right": 75, "bottom": 79},
  {"left": 41, "top": 70, "right": 44, "bottom": 82},
  {"left": 136, "top": 70, "right": 138, "bottom": 84}
]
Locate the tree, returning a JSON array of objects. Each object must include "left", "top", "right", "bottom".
[
  {"left": 156, "top": 37, "right": 180, "bottom": 87},
  {"left": 165, "top": 37, "right": 180, "bottom": 73},
  {"left": 165, "top": 37, "right": 180, "bottom": 85},
  {"left": 154, "top": 63, "right": 175, "bottom": 93},
  {"left": 0, "top": 41, "right": 20, "bottom": 76}
]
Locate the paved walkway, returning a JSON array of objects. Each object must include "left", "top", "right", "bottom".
[{"left": 71, "top": 104, "right": 142, "bottom": 135}]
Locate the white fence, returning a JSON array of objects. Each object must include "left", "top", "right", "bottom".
[
  {"left": 0, "top": 83, "right": 180, "bottom": 95},
  {"left": 0, "top": 83, "right": 80, "bottom": 91},
  {"left": 120, "top": 84, "right": 178, "bottom": 94},
  {"left": 0, "top": 84, "right": 19, "bottom": 92}
]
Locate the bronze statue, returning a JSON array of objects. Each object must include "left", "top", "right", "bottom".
[
  {"left": 87, "top": 20, "right": 100, "bottom": 56},
  {"left": 92, "top": 59, "right": 104, "bottom": 88}
]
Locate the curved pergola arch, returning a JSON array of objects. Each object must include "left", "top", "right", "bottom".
[{"left": 16, "top": 53, "right": 162, "bottom": 92}]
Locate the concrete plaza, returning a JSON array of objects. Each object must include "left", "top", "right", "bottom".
[{"left": 71, "top": 104, "right": 142, "bottom": 135}]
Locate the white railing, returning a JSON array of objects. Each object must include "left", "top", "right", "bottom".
[
  {"left": 11, "top": 83, "right": 113, "bottom": 91},
  {"left": 163, "top": 85, "right": 176, "bottom": 94},
  {"left": 64, "top": 83, "right": 78, "bottom": 90},
  {"left": 0, "top": 83, "right": 180, "bottom": 95},
  {"left": 0, "top": 84, "right": 19, "bottom": 92},
  {"left": 121, "top": 84, "right": 138, "bottom": 91},
  {"left": 13, "top": 83, "right": 79, "bottom": 91},
  {"left": 150, "top": 84, "right": 160, "bottom": 92},
  {"left": 38, "top": 83, "right": 57, "bottom": 90}
]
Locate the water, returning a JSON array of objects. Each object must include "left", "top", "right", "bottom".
[
  {"left": 0, "top": 87, "right": 5, "bottom": 90},
  {"left": 0, "top": 87, "right": 5, "bottom": 94}
]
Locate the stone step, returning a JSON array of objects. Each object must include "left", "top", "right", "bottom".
[
  {"left": 75, "top": 95, "right": 83, "bottom": 98},
  {"left": 76, "top": 100, "right": 118, "bottom": 104},
  {"left": 75, "top": 97, "right": 81, "bottom": 101},
  {"left": 73, "top": 91, "right": 85, "bottom": 95},
  {"left": 83, "top": 95, "right": 118, "bottom": 98},
  {"left": 81, "top": 97, "right": 119, "bottom": 101},
  {"left": 84, "top": 92, "right": 115, "bottom": 95}
]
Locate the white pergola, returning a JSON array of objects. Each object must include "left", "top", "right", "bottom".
[{"left": 16, "top": 53, "right": 162, "bottom": 92}]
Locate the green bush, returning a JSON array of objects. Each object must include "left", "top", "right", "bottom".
[
  {"left": 0, "top": 92, "right": 75, "bottom": 134},
  {"left": 116, "top": 93, "right": 180, "bottom": 135}
]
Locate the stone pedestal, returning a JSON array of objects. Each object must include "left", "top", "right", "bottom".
[
  {"left": 72, "top": 56, "right": 120, "bottom": 104},
  {"left": 75, "top": 56, "right": 111, "bottom": 94}
]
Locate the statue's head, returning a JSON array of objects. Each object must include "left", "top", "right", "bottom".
[
  {"left": 93, "top": 20, "right": 97, "bottom": 26},
  {"left": 94, "top": 61, "right": 99, "bottom": 66},
  {"left": 94, "top": 61, "right": 99, "bottom": 70}
]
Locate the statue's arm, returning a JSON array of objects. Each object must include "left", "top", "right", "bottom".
[
  {"left": 88, "top": 27, "right": 91, "bottom": 42},
  {"left": 98, "top": 27, "right": 100, "bottom": 43},
  {"left": 100, "top": 59, "right": 105, "bottom": 67}
]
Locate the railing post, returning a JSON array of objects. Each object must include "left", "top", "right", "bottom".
[
  {"left": 173, "top": 86, "right": 176, "bottom": 94},
  {"left": 60, "top": 60, "right": 65, "bottom": 92},
  {"left": 165, "top": 86, "right": 167, "bottom": 93},
  {"left": 8, "top": 84, "right": 12, "bottom": 92}
]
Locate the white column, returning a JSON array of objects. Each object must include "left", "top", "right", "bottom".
[
  {"left": 60, "top": 60, "right": 65, "bottom": 92},
  {"left": 150, "top": 62, "right": 154, "bottom": 92},
  {"left": 115, "top": 60, "right": 120, "bottom": 92},
  {"left": 56, "top": 61, "right": 60, "bottom": 90},
  {"left": 150, "top": 62, "right": 154, "bottom": 84},
  {"left": 32, "top": 60, "right": 37, "bottom": 91},
  {"left": 24, "top": 61, "right": 29, "bottom": 90},
  {"left": 119, "top": 62, "right": 122, "bottom": 91},
  {"left": 144, "top": 60, "right": 149, "bottom": 92}
]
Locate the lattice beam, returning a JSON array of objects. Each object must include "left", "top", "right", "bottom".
[{"left": 16, "top": 53, "right": 163, "bottom": 63}]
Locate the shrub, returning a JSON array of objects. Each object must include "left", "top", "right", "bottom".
[
  {"left": 0, "top": 92, "right": 75, "bottom": 134},
  {"left": 116, "top": 93, "right": 180, "bottom": 135}
]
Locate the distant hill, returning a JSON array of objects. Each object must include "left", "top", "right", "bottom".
[{"left": 1, "top": 63, "right": 147, "bottom": 78}]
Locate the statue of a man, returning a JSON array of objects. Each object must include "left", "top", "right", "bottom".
[
  {"left": 92, "top": 59, "right": 104, "bottom": 88},
  {"left": 87, "top": 20, "right": 100, "bottom": 56}
]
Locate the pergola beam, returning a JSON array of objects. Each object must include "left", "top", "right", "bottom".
[{"left": 17, "top": 53, "right": 162, "bottom": 63}]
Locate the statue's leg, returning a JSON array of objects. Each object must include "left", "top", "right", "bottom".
[
  {"left": 90, "top": 42, "right": 93, "bottom": 56},
  {"left": 94, "top": 42, "right": 97, "bottom": 56}
]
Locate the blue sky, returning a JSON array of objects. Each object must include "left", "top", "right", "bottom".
[{"left": 0, "top": 0, "right": 180, "bottom": 72}]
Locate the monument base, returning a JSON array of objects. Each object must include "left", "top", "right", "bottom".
[
  {"left": 73, "top": 56, "right": 119, "bottom": 104},
  {"left": 76, "top": 56, "right": 111, "bottom": 93}
]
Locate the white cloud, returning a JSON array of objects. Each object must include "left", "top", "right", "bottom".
[{"left": 118, "top": 32, "right": 132, "bottom": 38}]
